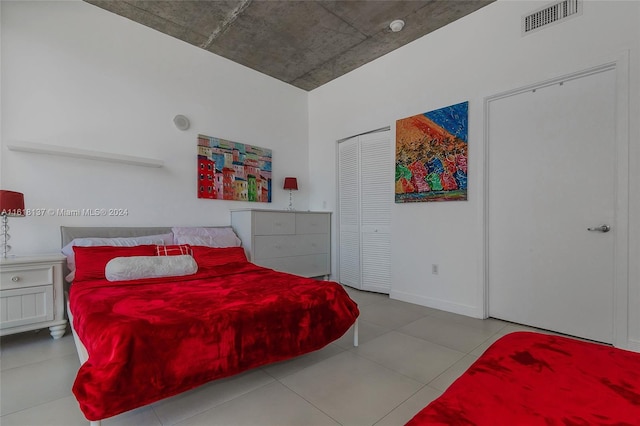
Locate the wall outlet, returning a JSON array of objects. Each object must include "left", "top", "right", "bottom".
[{"left": 431, "top": 264, "right": 439, "bottom": 275}]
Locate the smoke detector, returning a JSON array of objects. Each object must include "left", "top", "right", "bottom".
[{"left": 389, "top": 20, "right": 405, "bottom": 32}]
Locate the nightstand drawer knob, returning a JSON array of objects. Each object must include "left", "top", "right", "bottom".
[{"left": 11, "top": 276, "right": 20, "bottom": 282}]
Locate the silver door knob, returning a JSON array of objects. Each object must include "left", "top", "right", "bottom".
[{"left": 587, "top": 225, "right": 610, "bottom": 233}]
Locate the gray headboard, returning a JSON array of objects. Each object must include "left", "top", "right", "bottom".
[{"left": 60, "top": 226, "right": 173, "bottom": 247}]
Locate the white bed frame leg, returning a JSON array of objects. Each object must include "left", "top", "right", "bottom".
[{"left": 353, "top": 319, "right": 359, "bottom": 347}]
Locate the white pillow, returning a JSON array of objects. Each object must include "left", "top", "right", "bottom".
[
  {"left": 171, "top": 227, "right": 241, "bottom": 247},
  {"left": 62, "top": 233, "right": 174, "bottom": 282},
  {"left": 105, "top": 255, "right": 198, "bottom": 282}
]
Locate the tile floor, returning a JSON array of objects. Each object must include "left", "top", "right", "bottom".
[{"left": 1, "top": 286, "right": 552, "bottom": 426}]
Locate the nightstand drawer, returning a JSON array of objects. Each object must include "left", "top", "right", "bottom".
[
  {"left": 0, "top": 285, "right": 54, "bottom": 329},
  {"left": 0, "top": 264, "right": 54, "bottom": 290}
]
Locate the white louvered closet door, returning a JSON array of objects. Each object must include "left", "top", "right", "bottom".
[
  {"left": 338, "top": 130, "right": 392, "bottom": 293},
  {"left": 338, "top": 138, "right": 361, "bottom": 288}
]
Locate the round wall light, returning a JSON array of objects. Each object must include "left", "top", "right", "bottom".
[{"left": 173, "top": 115, "right": 190, "bottom": 131}]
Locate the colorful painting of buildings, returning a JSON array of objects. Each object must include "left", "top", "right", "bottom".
[
  {"left": 395, "top": 101, "right": 468, "bottom": 202},
  {"left": 197, "top": 134, "right": 272, "bottom": 202}
]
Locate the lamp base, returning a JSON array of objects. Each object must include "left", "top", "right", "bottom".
[
  {"left": 1, "top": 214, "right": 11, "bottom": 258},
  {"left": 287, "top": 189, "right": 295, "bottom": 211}
]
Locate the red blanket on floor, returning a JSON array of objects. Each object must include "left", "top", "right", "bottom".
[
  {"left": 69, "top": 262, "right": 359, "bottom": 421},
  {"left": 407, "top": 332, "right": 640, "bottom": 425}
]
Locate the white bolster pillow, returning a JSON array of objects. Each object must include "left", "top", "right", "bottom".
[{"left": 105, "top": 255, "right": 198, "bottom": 282}]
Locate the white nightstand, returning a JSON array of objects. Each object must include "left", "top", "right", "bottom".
[{"left": 0, "top": 254, "right": 68, "bottom": 339}]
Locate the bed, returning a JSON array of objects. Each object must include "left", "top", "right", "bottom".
[
  {"left": 61, "top": 226, "right": 359, "bottom": 425},
  {"left": 406, "top": 331, "right": 640, "bottom": 425}
]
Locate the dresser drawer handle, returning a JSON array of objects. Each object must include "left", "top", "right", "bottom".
[{"left": 11, "top": 276, "right": 20, "bottom": 282}]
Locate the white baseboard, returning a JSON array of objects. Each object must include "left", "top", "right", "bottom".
[
  {"left": 389, "top": 290, "right": 640, "bottom": 352},
  {"left": 390, "top": 290, "right": 484, "bottom": 319}
]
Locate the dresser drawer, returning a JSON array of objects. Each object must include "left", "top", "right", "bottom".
[
  {"left": 257, "top": 254, "right": 329, "bottom": 278},
  {"left": 254, "top": 234, "right": 329, "bottom": 259},
  {"left": 0, "top": 264, "right": 54, "bottom": 290},
  {"left": 254, "top": 212, "right": 296, "bottom": 235},
  {"left": 296, "top": 213, "right": 330, "bottom": 234},
  {"left": 0, "top": 285, "right": 54, "bottom": 329}
]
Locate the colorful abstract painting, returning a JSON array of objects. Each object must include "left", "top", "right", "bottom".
[
  {"left": 197, "top": 134, "right": 272, "bottom": 202},
  {"left": 395, "top": 101, "right": 468, "bottom": 203}
]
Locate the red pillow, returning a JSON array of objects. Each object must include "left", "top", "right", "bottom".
[
  {"left": 190, "top": 246, "right": 247, "bottom": 268},
  {"left": 73, "top": 245, "right": 157, "bottom": 282},
  {"left": 156, "top": 244, "right": 193, "bottom": 256}
]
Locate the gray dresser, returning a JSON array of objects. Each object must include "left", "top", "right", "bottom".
[{"left": 231, "top": 209, "right": 331, "bottom": 278}]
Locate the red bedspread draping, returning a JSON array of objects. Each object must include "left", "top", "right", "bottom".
[
  {"left": 69, "top": 262, "right": 359, "bottom": 421},
  {"left": 407, "top": 331, "right": 640, "bottom": 425}
]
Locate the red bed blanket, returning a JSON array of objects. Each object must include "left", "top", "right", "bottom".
[
  {"left": 69, "top": 262, "right": 359, "bottom": 421},
  {"left": 407, "top": 331, "right": 640, "bottom": 425}
]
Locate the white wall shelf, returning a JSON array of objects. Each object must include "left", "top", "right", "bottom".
[{"left": 7, "top": 141, "right": 164, "bottom": 168}]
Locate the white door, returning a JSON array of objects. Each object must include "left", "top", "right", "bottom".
[
  {"left": 338, "top": 138, "right": 361, "bottom": 289},
  {"left": 488, "top": 67, "right": 617, "bottom": 343},
  {"left": 338, "top": 130, "right": 392, "bottom": 293},
  {"left": 359, "top": 131, "right": 393, "bottom": 293}
]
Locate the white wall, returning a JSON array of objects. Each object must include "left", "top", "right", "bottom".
[
  {"left": 308, "top": 1, "right": 639, "bottom": 347},
  {"left": 0, "top": 0, "right": 309, "bottom": 255}
]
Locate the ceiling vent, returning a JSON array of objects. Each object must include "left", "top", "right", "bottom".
[{"left": 522, "top": 0, "right": 582, "bottom": 35}]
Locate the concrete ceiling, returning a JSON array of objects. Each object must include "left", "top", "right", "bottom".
[{"left": 84, "top": 0, "right": 494, "bottom": 91}]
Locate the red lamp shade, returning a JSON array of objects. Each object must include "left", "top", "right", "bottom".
[
  {"left": 0, "top": 190, "right": 25, "bottom": 217},
  {"left": 283, "top": 177, "right": 298, "bottom": 191}
]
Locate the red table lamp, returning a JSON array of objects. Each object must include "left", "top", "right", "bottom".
[
  {"left": 283, "top": 177, "right": 298, "bottom": 211},
  {"left": 0, "top": 190, "right": 25, "bottom": 258}
]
